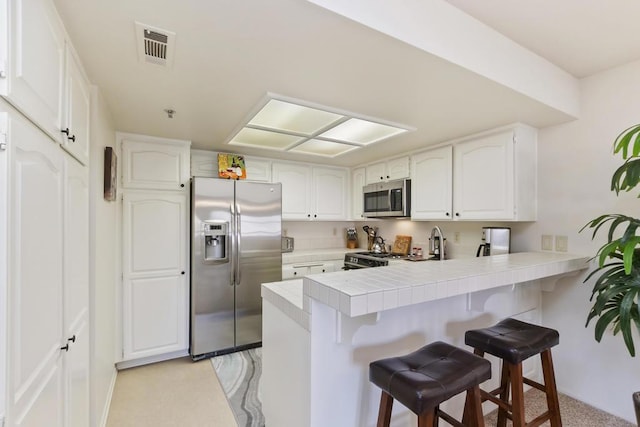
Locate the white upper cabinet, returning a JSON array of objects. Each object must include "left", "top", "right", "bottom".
[
  {"left": 272, "top": 162, "right": 348, "bottom": 221},
  {"left": 312, "top": 166, "right": 349, "bottom": 220},
  {"left": 411, "top": 124, "right": 537, "bottom": 221},
  {"left": 365, "top": 157, "right": 410, "bottom": 184},
  {"left": 2, "top": 0, "right": 65, "bottom": 140},
  {"left": 121, "top": 135, "right": 191, "bottom": 191},
  {"left": 60, "top": 44, "right": 91, "bottom": 165},
  {"left": 351, "top": 167, "right": 366, "bottom": 220},
  {"left": 190, "top": 149, "right": 271, "bottom": 182},
  {"left": 453, "top": 126, "right": 536, "bottom": 221},
  {"left": 272, "top": 163, "right": 312, "bottom": 219},
  {"left": 411, "top": 146, "right": 453, "bottom": 220}
]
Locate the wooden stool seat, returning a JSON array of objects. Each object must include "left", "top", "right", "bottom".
[
  {"left": 369, "top": 341, "right": 491, "bottom": 427},
  {"left": 465, "top": 318, "right": 562, "bottom": 427}
]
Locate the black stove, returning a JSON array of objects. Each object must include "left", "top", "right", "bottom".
[{"left": 343, "top": 251, "right": 403, "bottom": 269}]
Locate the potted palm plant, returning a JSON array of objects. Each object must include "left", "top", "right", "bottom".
[{"left": 581, "top": 124, "right": 640, "bottom": 357}]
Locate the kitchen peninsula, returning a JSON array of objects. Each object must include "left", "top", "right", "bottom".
[{"left": 261, "top": 252, "right": 589, "bottom": 427}]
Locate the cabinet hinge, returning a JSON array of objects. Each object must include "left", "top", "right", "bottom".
[
  {"left": 0, "top": 132, "right": 7, "bottom": 151},
  {"left": 0, "top": 60, "right": 6, "bottom": 79}
]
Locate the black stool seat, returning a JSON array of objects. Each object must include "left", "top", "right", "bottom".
[
  {"left": 369, "top": 341, "right": 491, "bottom": 415},
  {"left": 465, "top": 318, "right": 559, "bottom": 364}
]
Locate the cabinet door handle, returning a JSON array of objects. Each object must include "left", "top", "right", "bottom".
[
  {"left": 61, "top": 128, "right": 70, "bottom": 136},
  {"left": 68, "top": 335, "right": 76, "bottom": 343},
  {"left": 181, "top": 271, "right": 185, "bottom": 275},
  {"left": 60, "top": 344, "right": 70, "bottom": 352},
  {"left": 455, "top": 212, "right": 460, "bottom": 217},
  {"left": 313, "top": 214, "right": 317, "bottom": 218},
  {"left": 180, "top": 184, "right": 185, "bottom": 188},
  {"left": 307, "top": 214, "right": 311, "bottom": 218},
  {"left": 68, "top": 135, "right": 76, "bottom": 142},
  {"left": 446, "top": 212, "right": 450, "bottom": 217}
]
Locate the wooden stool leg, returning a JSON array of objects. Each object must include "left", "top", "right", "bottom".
[
  {"left": 468, "top": 385, "right": 485, "bottom": 427},
  {"left": 417, "top": 408, "right": 437, "bottom": 427},
  {"left": 496, "top": 361, "right": 511, "bottom": 427},
  {"left": 377, "top": 391, "right": 393, "bottom": 427},
  {"left": 509, "top": 362, "right": 526, "bottom": 427},
  {"left": 541, "top": 349, "right": 562, "bottom": 427}
]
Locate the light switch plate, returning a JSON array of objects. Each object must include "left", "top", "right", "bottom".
[
  {"left": 541, "top": 235, "right": 553, "bottom": 251},
  {"left": 555, "top": 235, "right": 568, "bottom": 252}
]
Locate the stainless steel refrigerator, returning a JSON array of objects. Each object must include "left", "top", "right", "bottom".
[{"left": 190, "top": 177, "right": 282, "bottom": 359}]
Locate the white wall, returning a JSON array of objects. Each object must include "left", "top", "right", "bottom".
[
  {"left": 89, "top": 87, "right": 118, "bottom": 427},
  {"left": 512, "top": 59, "right": 640, "bottom": 423}
]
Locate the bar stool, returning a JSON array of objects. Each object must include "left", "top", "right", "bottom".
[
  {"left": 464, "top": 318, "right": 561, "bottom": 427},
  {"left": 369, "top": 341, "right": 491, "bottom": 427}
]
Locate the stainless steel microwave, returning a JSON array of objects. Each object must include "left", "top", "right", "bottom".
[{"left": 363, "top": 179, "right": 411, "bottom": 218}]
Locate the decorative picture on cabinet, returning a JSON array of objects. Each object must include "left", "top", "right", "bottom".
[
  {"left": 218, "top": 153, "right": 246, "bottom": 180},
  {"left": 104, "top": 147, "right": 117, "bottom": 201}
]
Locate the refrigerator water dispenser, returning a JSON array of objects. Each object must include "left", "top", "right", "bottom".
[{"left": 203, "top": 222, "right": 228, "bottom": 262}]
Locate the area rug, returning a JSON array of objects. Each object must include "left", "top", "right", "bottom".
[{"left": 211, "top": 348, "right": 264, "bottom": 427}]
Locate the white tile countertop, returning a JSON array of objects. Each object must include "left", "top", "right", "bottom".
[{"left": 262, "top": 252, "right": 591, "bottom": 330}]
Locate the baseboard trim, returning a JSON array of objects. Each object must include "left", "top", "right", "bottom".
[
  {"left": 115, "top": 350, "right": 189, "bottom": 370},
  {"left": 99, "top": 367, "right": 117, "bottom": 427}
]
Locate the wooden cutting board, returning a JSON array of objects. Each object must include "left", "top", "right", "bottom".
[{"left": 391, "top": 235, "right": 412, "bottom": 255}]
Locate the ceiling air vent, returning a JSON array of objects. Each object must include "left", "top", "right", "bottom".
[{"left": 135, "top": 22, "right": 176, "bottom": 67}]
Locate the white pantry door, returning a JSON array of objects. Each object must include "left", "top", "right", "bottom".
[
  {"left": 7, "top": 108, "right": 65, "bottom": 427},
  {"left": 122, "top": 191, "right": 188, "bottom": 360}
]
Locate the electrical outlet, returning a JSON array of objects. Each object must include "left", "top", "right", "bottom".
[
  {"left": 541, "top": 235, "right": 553, "bottom": 251},
  {"left": 454, "top": 232, "right": 460, "bottom": 243},
  {"left": 555, "top": 235, "right": 568, "bottom": 252}
]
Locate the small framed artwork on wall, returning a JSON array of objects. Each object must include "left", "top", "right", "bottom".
[{"left": 104, "top": 147, "right": 117, "bottom": 201}]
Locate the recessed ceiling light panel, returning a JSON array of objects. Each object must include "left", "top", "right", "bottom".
[
  {"left": 319, "top": 118, "right": 408, "bottom": 145},
  {"left": 229, "top": 128, "right": 304, "bottom": 150},
  {"left": 249, "top": 99, "right": 344, "bottom": 134},
  {"left": 289, "top": 139, "right": 359, "bottom": 157},
  {"left": 226, "top": 95, "right": 413, "bottom": 157}
]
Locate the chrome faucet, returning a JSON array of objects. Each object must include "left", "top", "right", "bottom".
[{"left": 429, "top": 226, "right": 445, "bottom": 260}]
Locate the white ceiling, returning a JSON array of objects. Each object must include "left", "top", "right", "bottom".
[
  {"left": 444, "top": 0, "right": 640, "bottom": 78},
  {"left": 52, "top": 0, "right": 640, "bottom": 167}
]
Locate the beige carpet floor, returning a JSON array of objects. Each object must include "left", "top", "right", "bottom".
[
  {"left": 106, "top": 357, "right": 237, "bottom": 427},
  {"left": 484, "top": 388, "right": 634, "bottom": 427}
]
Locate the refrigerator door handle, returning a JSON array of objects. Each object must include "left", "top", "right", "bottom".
[
  {"left": 230, "top": 204, "right": 236, "bottom": 286},
  {"left": 236, "top": 204, "right": 242, "bottom": 285}
]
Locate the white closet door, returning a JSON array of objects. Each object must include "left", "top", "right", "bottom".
[
  {"left": 7, "top": 108, "right": 65, "bottom": 427},
  {"left": 62, "top": 156, "right": 89, "bottom": 427},
  {"left": 122, "top": 191, "right": 188, "bottom": 360}
]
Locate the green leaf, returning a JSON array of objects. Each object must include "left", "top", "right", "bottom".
[
  {"left": 593, "top": 308, "right": 620, "bottom": 342},
  {"left": 623, "top": 237, "right": 640, "bottom": 273},
  {"left": 613, "top": 124, "right": 640, "bottom": 159}
]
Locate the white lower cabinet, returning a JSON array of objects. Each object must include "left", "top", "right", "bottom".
[
  {"left": 2, "top": 102, "right": 88, "bottom": 427},
  {"left": 282, "top": 261, "right": 339, "bottom": 280},
  {"left": 122, "top": 190, "right": 189, "bottom": 361}
]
